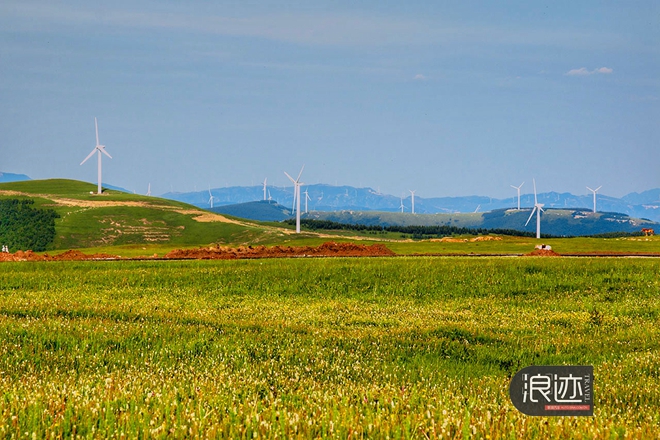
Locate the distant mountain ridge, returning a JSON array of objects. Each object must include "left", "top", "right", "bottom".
[
  {"left": 163, "top": 184, "right": 660, "bottom": 223},
  {"left": 0, "top": 172, "right": 31, "bottom": 183},
  {"left": 303, "top": 208, "right": 658, "bottom": 237}
]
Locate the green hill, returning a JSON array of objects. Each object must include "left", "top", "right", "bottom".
[
  {"left": 304, "top": 208, "right": 658, "bottom": 236},
  {"left": 210, "top": 200, "right": 293, "bottom": 222},
  {"left": 0, "top": 179, "right": 292, "bottom": 251}
]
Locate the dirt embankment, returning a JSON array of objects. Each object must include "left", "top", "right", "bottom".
[
  {"left": 164, "top": 242, "right": 395, "bottom": 260},
  {"left": 524, "top": 249, "right": 561, "bottom": 257},
  {"left": 0, "top": 242, "right": 395, "bottom": 262},
  {"left": 0, "top": 250, "right": 119, "bottom": 262}
]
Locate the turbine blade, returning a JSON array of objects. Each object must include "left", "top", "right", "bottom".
[
  {"left": 586, "top": 186, "right": 593, "bottom": 192},
  {"left": 525, "top": 207, "right": 537, "bottom": 226},
  {"left": 296, "top": 165, "right": 305, "bottom": 182},
  {"left": 99, "top": 146, "right": 112, "bottom": 159},
  {"left": 80, "top": 148, "right": 97, "bottom": 165},
  {"left": 520, "top": 182, "right": 524, "bottom": 188},
  {"left": 284, "top": 171, "right": 296, "bottom": 184},
  {"left": 510, "top": 185, "right": 517, "bottom": 189},
  {"left": 595, "top": 186, "right": 602, "bottom": 192},
  {"left": 95, "top": 117, "right": 99, "bottom": 146}
]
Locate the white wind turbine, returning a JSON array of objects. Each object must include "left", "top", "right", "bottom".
[
  {"left": 80, "top": 117, "right": 112, "bottom": 194},
  {"left": 208, "top": 186, "right": 217, "bottom": 208},
  {"left": 400, "top": 197, "right": 405, "bottom": 213},
  {"left": 409, "top": 190, "right": 416, "bottom": 214},
  {"left": 146, "top": 183, "right": 151, "bottom": 196},
  {"left": 510, "top": 182, "right": 524, "bottom": 210},
  {"left": 304, "top": 189, "right": 311, "bottom": 213},
  {"left": 263, "top": 178, "right": 267, "bottom": 201},
  {"left": 586, "top": 185, "right": 602, "bottom": 213},
  {"left": 524, "top": 179, "right": 544, "bottom": 239},
  {"left": 284, "top": 166, "right": 304, "bottom": 233}
]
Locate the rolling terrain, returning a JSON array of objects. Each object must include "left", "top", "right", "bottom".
[
  {"left": 302, "top": 208, "right": 657, "bottom": 237},
  {"left": 164, "top": 183, "right": 660, "bottom": 222},
  {"left": 0, "top": 179, "right": 294, "bottom": 252}
]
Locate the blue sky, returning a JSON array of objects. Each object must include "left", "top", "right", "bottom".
[{"left": 1, "top": 1, "right": 658, "bottom": 198}]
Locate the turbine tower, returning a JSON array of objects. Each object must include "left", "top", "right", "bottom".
[
  {"left": 263, "top": 178, "right": 267, "bottom": 201},
  {"left": 146, "top": 183, "right": 151, "bottom": 196},
  {"left": 208, "top": 186, "right": 216, "bottom": 208},
  {"left": 284, "top": 166, "right": 304, "bottom": 233},
  {"left": 80, "top": 117, "right": 112, "bottom": 194},
  {"left": 586, "top": 185, "right": 602, "bottom": 213},
  {"left": 510, "top": 182, "right": 524, "bottom": 210},
  {"left": 304, "top": 189, "right": 311, "bottom": 213},
  {"left": 409, "top": 190, "right": 416, "bottom": 214},
  {"left": 524, "top": 179, "right": 544, "bottom": 239}
]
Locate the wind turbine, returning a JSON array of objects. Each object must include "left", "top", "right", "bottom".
[
  {"left": 80, "top": 117, "right": 112, "bottom": 194},
  {"left": 586, "top": 185, "right": 602, "bottom": 213},
  {"left": 304, "top": 189, "right": 311, "bottom": 213},
  {"left": 284, "top": 166, "right": 304, "bottom": 233},
  {"left": 268, "top": 190, "right": 272, "bottom": 202},
  {"left": 263, "top": 178, "right": 267, "bottom": 201},
  {"left": 146, "top": 183, "right": 151, "bottom": 196},
  {"left": 524, "top": 179, "right": 544, "bottom": 239},
  {"left": 208, "top": 186, "right": 216, "bottom": 208},
  {"left": 510, "top": 182, "right": 524, "bottom": 210},
  {"left": 400, "top": 197, "right": 405, "bottom": 213},
  {"left": 409, "top": 190, "right": 416, "bottom": 214}
]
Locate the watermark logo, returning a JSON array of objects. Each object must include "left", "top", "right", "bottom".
[{"left": 509, "top": 365, "right": 593, "bottom": 416}]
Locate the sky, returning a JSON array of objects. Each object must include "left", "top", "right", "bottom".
[{"left": 1, "top": 1, "right": 658, "bottom": 199}]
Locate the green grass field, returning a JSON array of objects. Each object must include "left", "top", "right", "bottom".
[{"left": 0, "top": 258, "right": 658, "bottom": 438}]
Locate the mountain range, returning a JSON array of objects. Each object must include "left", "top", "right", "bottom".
[
  {"left": 164, "top": 184, "right": 660, "bottom": 223},
  {"left": 4, "top": 172, "right": 658, "bottom": 224}
]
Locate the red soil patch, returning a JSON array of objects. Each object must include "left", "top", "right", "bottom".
[
  {"left": 0, "top": 250, "right": 120, "bottom": 262},
  {"left": 0, "top": 242, "right": 394, "bottom": 262},
  {"left": 525, "top": 249, "right": 561, "bottom": 257},
  {"left": 164, "top": 241, "right": 395, "bottom": 260}
]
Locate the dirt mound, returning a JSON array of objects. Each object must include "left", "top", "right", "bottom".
[
  {"left": 50, "top": 250, "right": 119, "bottom": 261},
  {"left": 0, "top": 250, "right": 120, "bottom": 262},
  {"left": 525, "top": 249, "right": 561, "bottom": 257},
  {"left": 470, "top": 236, "right": 502, "bottom": 242},
  {"left": 164, "top": 241, "right": 395, "bottom": 260}
]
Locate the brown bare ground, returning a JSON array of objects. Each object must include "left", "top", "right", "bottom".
[
  {"left": 0, "top": 242, "right": 395, "bottom": 262},
  {"left": 164, "top": 242, "right": 395, "bottom": 260},
  {"left": 524, "top": 249, "right": 561, "bottom": 257}
]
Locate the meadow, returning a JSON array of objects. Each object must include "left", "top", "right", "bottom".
[{"left": 0, "top": 257, "right": 658, "bottom": 438}]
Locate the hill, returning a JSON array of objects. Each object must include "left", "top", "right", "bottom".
[
  {"left": 163, "top": 184, "right": 660, "bottom": 222},
  {"left": 0, "top": 179, "right": 292, "bottom": 251},
  {"left": 0, "top": 172, "right": 31, "bottom": 183},
  {"left": 303, "top": 208, "right": 658, "bottom": 237},
  {"left": 210, "top": 200, "right": 292, "bottom": 222}
]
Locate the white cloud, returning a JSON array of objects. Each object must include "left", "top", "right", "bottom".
[
  {"left": 566, "top": 67, "right": 614, "bottom": 76},
  {"left": 566, "top": 67, "right": 591, "bottom": 76},
  {"left": 413, "top": 74, "right": 426, "bottom": 80}
]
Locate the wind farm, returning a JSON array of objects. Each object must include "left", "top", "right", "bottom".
[{"left": 2, "top": 1, "right": 658, "bottom": 436}]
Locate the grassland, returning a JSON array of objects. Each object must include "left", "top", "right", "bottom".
[
  {"left": 0, "top": 179, "right": 290, "bottom": 250},
  {"left": 0, "top": 257, "right": 658, "bottom": 438}
]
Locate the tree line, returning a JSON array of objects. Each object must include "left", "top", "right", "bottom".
[
  {"left": 0, "top": 199, "right": 60, "bottom": 252},
  {"left": 282, "top": 218, "right": 553, "bottom": 238}
]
